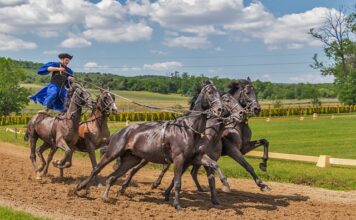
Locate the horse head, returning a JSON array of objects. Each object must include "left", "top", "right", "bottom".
[
  {"left": 69, "top": 85, "right": 93, "bottom": 109},
  {"left": 97, "top": 88, "right": 118, "bottom": 115},
  {"left": 193, "top": 80, "right": 222, "bottom": 117},
  {"left": 221, "top": 93, "right": 246, "bottom": 123},
  {"left": 228, "top": 77, "right": 261, "bottom": 116}
]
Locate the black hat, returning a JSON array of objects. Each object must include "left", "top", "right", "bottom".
[{"left": 58, "top": 53, "right": 73, "bottom": 60}]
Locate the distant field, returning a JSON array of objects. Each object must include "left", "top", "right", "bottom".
[
  {"left": 22, "top": 83, "right": 341, "bottom": 113},
  {"left": 5, "top": 114, "right": 356, "bottom": 159}
]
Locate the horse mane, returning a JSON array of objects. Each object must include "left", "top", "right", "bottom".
[
  {"left": 227, "top": 79, "right": 251, "bottom": 95},
  {"left": 64, "top": 86, "right": 76, "bottom": 110}
]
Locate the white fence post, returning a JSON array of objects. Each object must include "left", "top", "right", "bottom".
[{"left": 316, "top": 155, "right": 331, "bottom": 168}]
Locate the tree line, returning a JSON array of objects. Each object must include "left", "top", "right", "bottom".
[{"left": 15, "top": 59, "right": 336, "bottom": 100}]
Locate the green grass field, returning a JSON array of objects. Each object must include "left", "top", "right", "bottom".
[
  {"left": 0, "top": 206, "right": 47, "bottom": 220},
  {"left": 21, "top": 83, "right": 341, "bottom": 113},
  {"left": 2, "top": 115, "right": 356, "bottom": 190}
]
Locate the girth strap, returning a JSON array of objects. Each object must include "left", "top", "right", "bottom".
[{"left": 161, "top": 121, "right": 172, "bottom": 164}]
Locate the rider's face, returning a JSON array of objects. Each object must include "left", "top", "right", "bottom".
[{"left": 60, "top": 58, "right": 71, "bottom": 66}]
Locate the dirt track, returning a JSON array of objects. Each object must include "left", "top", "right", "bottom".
[{"left": 1, "top": 142, "right": 356, "bottom": 220}]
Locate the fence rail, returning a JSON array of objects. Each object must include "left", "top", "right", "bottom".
[{"left": 246, "top": 151, "right": 356, "bottom": 168}]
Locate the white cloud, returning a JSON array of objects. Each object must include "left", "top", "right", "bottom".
[
  {"left": 84, "top": 22, "right": 152, "bottom": 43},
  {"left": 143, "top": 61, "right": 182, "bottom": 71},
  {"left": 0, "top": 33, "right": 36, "bottom": 51},
  {"left": 149, "top": 0, "right": 243, "bottom": 35},
  {"left": 0, "top": 0, "right": 153, "bottom": 48},
  {"left": 84, "top": 62, "right": 99, "bottom": 69},
  {"left": 289, "top": 74, "right": 334, "bottom": 83},
  {"left": 0, "top": 0, "right": 341, "bottom": 50},
  {"left": 224, "top": 5, "right": 334, "bottom": 49},
  {"left": 60, "top": 37, "right": 92, "bottom": 48},
  {"left": 163, "top": 35, "right": 211, "bottom": 49},
  {"left": 127, "top": 0, "right": 151, "bottom": 16}
]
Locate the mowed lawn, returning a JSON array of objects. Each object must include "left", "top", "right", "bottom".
[
  {"left": 249, "top": 116, "right": 356, "bottom": 159},
  {"left": 0, "top": 206, "right": 46, "bottom": 220}
]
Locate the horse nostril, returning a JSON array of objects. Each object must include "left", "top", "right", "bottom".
[{"left": 217, "top": 108, "right": 222, "bottom": 112}]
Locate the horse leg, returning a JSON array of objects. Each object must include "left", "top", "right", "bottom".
[
  {"left": 35, "top": 143, "right": 51, "bottom": 178},
  {"left": 76, "top": 147, "right": 123, "bottom": 191},
  {"left": 59, "top": 149, "right": 74, "bottom": 179},
  {"left": 198, "top": 154, "right": 231, "bottom": 193},
  {"left": 29, "top": 135, "right": 38, "bottom": 172},
  {"left": 240, "top": 139, "right": 269, "bottom": 172},
  {"left": 53, "top": 139, "right": 72, "bottom": 169},
  {"left": 204, "top": 166, "right": 220, "bottom": 206},
  {"left": 190, "top": 165, "right": 207, "bottom": 192},
  {"left": 172, "top": 155, "right": 185, "bottom": 211},
  {"left": 163, "top": 163, "right": 189, "bottom": 202},
  {"left": 120, "top": 160, "right": 148, "bottom": 195},
  {"left": 225, "top": 143, "right": 271, "bottom": 191},
  {"left": 85, "top": 139, "right": 100, "bottom": 185},
  {"left": 42, "top": 147, "right": 58, "bottom": 176},
  {"left": 151, "top": 163, "right": 170, "bottom": 189},
  {"left": 102, "top": 154, "right": 142, "bottom": 202}
]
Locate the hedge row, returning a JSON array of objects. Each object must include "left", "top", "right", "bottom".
[{"left": 1, "top": 105, "right": 356, "bottom": 125}]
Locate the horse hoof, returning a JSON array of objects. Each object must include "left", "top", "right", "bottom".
[
  {"left": 164, "top": 195, "right": 170, "bottom": 202},
  {"left": 35, "top": 174, "right": 42, "bottom": 180},
  {"left": 197, "top": 187, "right": 208, "bottom": 192},
  {"left": 119, "top": 188, "right": 126, "bottom": 195},
  {"left": 75, "top": 189, "right": 89, "bottom": 197},
  {"left": 151, "top": 184, "right": 158, "bottom": 189},
  {"left": 102, "top": 195, "right": 110, "bottom": 203},
  {"left": 52, "top": 160, "right": 60, "bottom": 167},
  {"left": 259, "top": 163, "right": 267, "bottom": 172},
  {"left": 222, "top": 185, "right": 231, "bottom": 193},
  {"left": 212, "top": 203, "right": 222, "bottom": 208},
  {"left": 260, "top": 185, "right": 271, "bottom": 192},
  {"left": 174, "top": 204, "right": 183, "bottom": 212}
]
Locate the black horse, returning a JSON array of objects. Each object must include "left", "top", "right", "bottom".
[
  {"left": 118, "top": 92, "right": 246, "bottom": 206},
  {"left": 148, "top": 78, "right": 270, "bottom": 192},
  {"left": 76, "top": 80, "right": 225, "bottom": 210}
]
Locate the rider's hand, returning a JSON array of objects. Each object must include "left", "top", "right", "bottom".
[
  {"left": 58, "top": 67, "right": 66, "bottom": 72},
  {"left": 68, "top": 76, "right": 75, "bottom": 82}
]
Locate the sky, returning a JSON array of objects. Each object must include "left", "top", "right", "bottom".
[{"left": 0, "top": 0, "right": 354, "bottom": 83}]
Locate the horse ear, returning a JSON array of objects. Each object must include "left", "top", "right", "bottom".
[
  {"left": 247, "top": 77, "right": 251, "bottom": 82},
  {"left": 203, "top": 80, "right": 213, "bottom": 85}
]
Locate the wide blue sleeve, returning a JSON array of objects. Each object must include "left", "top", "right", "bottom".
[
  {"left": 37, "top": 62, "right": 60, "bottom": 75},
  {"left": 65, "top": 67, "right": 74, "bottom": 88},
  {"left": 65, "top": 67, "right": 74, "bottom": 76}
]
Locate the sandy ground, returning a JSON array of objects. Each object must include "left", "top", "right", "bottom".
[{"left": 1, "top": 142, "right": 356, "bottom": 220}]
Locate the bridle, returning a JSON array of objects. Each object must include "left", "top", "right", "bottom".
[{"left": 236, "top": 85, "right": 258, "bottom": 116}]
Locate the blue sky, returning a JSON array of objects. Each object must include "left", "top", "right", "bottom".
[{"left": 0, "top": 0, "right": 354, "bottom": 83}]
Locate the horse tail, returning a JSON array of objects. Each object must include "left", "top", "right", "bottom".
[
  {"left": 24, "top": 119, "right": 33, "bottom": 141},
  {"left": 24, "top": 114, "right": 39, "bottom": 141},
  {"left": 106, "top": 125, "right": 136, "bottom": 159}
]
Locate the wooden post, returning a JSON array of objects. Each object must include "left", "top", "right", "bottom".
[{"left": 316, "top": 155, "right": 331, "bottom": 168}]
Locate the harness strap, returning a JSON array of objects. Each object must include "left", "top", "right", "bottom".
[{"left": 161, "top": 121, "right": 172, "bottom": 164}]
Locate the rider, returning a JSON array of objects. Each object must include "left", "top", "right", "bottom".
[{"left": 30, "top": 53, "right": 75, "bottom": 113}]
